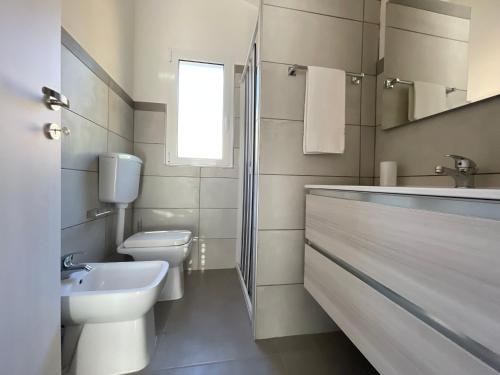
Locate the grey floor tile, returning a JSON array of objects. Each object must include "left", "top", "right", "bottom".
[
  {"left": 151, "top": 356, "right": 286, "bottom": 375},
  {"left": 145, "top": 270, "right": 378, "bottom": 375}
]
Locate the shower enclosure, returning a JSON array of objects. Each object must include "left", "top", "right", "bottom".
[{"left": 238, "top": 29, "right": 259, "bottom": 316}]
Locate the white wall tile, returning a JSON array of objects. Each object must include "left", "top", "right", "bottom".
[
  {"left": 109, "top": 90, "right": 134, "bottom": 141},
  {"left": 61, "top": 46, "right": 108, "bottom": 127},
  {"left": 132, "top": 208, "right": 199, "bottom": 236},
  {"left": 264, "top": 0, "right": 363, "bottom": 20},
  {"left": 255, "top": 284, "right": 336, "bottom": 339},
  {"left": 258, "top": 175, "right": 358, "bottom": 230},
  {"left": 61, "top": 110, "right": 107, "bottom": 171},
  {"left": 134, "top": 110, "right": 165, "bottom": 143},
  {"left": 61, "top": 169, "right": 99, "bottom": 229},
  {"left": 201, "top": 149, "right": 239, "bottom": 178},
  {"left": 257, "top": 230, "right": 305, "bottom": 285},
  {"left": 108, "top": 132, "right": 133, "bottom": 154},
  {"left": 134, "top": 143, "right": 200, "bottom": 177},
  {"left": 200, "top": 178, "right": 238, "bottom": 208},
  {"left": 259, "top": 120, "right": 360, "bottom": 176},
  {"left": 199, "top": 209, "right": 238, "bottom": 239},
  {"left": 61, "top": 219, "right": 107, "bottom": 263},
  {"left": 199, "top": 239, "right": 236, "bottom": 270},
  {"left": 262, "top": 5, "right": 363, "bottom": 71},
  {"left": 135, "top": 176, "right": 200, "bottom": 208},
  {"left": 260, "top": 62, "right": 362, "bottom": 124}
]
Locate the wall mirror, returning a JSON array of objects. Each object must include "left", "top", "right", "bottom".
[{"left": 380, "top": 0, "right": 500, "bottom": 129}]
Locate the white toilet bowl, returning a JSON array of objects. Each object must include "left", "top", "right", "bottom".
[{"left": 118, "top": 230, "right": 192, "bottom": 301}]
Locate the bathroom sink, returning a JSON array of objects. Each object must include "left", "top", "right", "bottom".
[{"left": 61, "top": 260, "right": 169, "bottom": 325}]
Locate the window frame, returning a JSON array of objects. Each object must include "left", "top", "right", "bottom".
[{"left": 166, "top": 50, "right": 234, "bottom": 167}]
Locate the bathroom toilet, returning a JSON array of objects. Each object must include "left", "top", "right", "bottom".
[
  {"left": 99, "top": 152, "right": 192, "bottom": 301},
  {"left": 118, "top": 230, "right": 193, "bottom": 301}
]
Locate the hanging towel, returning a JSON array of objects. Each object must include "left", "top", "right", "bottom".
[
  {"left": 408, "top": 81, "right": 447, "bottom": 121},
  {"left": 303, "top": 66, "right": 345, "bottom": 154}
]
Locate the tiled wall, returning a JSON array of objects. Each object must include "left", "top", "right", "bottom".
[
  {"left": 61, "top": 45, "right": 134, "bottom": 262},
  {"left": 375, "top": 95, "right": 500, "bottom": 188},
  {"left": 132, "top": 76, "right": 241, "bottom": 271},
  {"left": 254, "top": 0, "right": 380, "bottom": 339}
]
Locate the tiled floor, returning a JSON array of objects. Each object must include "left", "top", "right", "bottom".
[{"left": 136, "top": 269, "right": 378, "bottom": 375}]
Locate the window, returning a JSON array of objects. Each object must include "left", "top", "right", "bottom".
[{"left": 166, "top": 53, "right": 234, "bottom": 167}]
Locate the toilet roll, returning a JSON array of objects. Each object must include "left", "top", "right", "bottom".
[{"left": 380, "top": 161, "right": 397, "bottom": 187}]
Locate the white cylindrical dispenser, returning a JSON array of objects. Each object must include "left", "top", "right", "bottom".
[{"left": 380, "top": 161, "right": 397, "bottom": 186}]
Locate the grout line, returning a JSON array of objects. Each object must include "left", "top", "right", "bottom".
[
  {"left": 61, "top": 168, "right": 98, "bottom": 173},
  {"left": 359, "top": 1, "right": 366, "bottom": 185},
  {"left": 387, "top": 25, "right": 470, "bottom": 44},
  {"left": 263, "top": 3, "right": 365, "bottom": 24},
  {"left": 256, "top": 282, "right": 305, "bottom": 287},
  {"left": 61, "top": 216, "right": 107, "bottom": 231},
  {"left": 259, "top": 173, "right": 360, "bottom": 178}
]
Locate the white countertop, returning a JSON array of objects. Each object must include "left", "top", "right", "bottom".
[{"left": 305, "top": 185, "right": 500, "bottom": 201}]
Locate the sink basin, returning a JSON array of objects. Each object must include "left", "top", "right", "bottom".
[
  {"left": 61, "top": 260, "right": 168, "bottom": 325},
  {"left": 61, "top": 261, "right": 168, "bottom": 375}
]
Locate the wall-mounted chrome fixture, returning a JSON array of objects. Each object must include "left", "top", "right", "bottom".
[
  {"left": 87, "top": 207, "right": 114, "bottom": 220},
  {"left": 42, "top": 86, "right": 70, "bottom": 111},
  {"left": 384, "top": 78, "right": 456, "bottom": 94},
  {"left": 44, "top": 123, "right": 70, "bottom": 140},
  {"left": 288, "top": 64, "right": 365, "bottom": 85}
]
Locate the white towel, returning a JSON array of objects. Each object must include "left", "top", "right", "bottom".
[
  {"left": 303, "top": 66, "right": 345, "bottom": 154},
  {"left": 408, "top": 81, "right": 447, "bottom": 121}
]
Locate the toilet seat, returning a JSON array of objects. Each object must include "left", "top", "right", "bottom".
[{"left": 118, "top": 230, "right": 193, "bottom": 301}]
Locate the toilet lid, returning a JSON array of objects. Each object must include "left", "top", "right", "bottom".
[{"left": 123, "top": 230, "right": 192, "bottom": 248}]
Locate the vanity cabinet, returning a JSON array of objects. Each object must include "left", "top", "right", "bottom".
[{"left": 304, "top": 188, "right": 500, "bottom": 375}]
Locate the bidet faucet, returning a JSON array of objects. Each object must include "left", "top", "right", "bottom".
[
  {"left": 61, "top": 252, "right": 93, "bottom": 275},
  {"left": 435, "top": 154, "right": 478, "bottom": 188}
]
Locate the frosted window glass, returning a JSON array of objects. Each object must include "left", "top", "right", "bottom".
[{"left": 177, "top": 60, "right": 224, "bottom": 159}]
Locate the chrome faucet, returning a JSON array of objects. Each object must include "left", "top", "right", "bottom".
[
  {"left": 61, "top": 252, "right": 93, "bottom": 276},
  {"left": 435, "top": 154, "right": 478, "bottom": 188}
]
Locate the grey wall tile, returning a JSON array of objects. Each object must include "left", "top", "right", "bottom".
[
  {"left": 105, "top": 208, "right": 133, "bottom": 254},
  {"left": 258, "top": 175, "right": 358, "bottom": 230},
  {"left": 396, "top": 174, "right": 500, "bottom": 189},
  {"left": 260, "top": 62, "right": 361, "bottom": 123},
  {"left": 186, "top": 239, "right": 200, "bottom": 271},
  {"left": 61, "top": 110, "right": 107, "bottom": 171},
  {"left": 262, "top": 5, "right": 363, "bottom": 71},
  {"left": 361, "top": 75, "right": 377, "bottom": 126},
  {"left": 135, "top": 176, "right": 200, "bottom": 208},
  {"left": 255, "top": 284, "right": 336, "bottom": 339},
  {"left": 199, "top": 239, "right": 236, "bottom": 270},
  {"left": 257, "top": 230, "right": 305, "bottom": 285},
  {"left": 61, "top": 169, "right": 99, "bottom": 229},
  {"left": 360, "top": 177, "right": 375, "bottom": 186},
  {"left": 108, "top": 132, "right": 133, "bottom": 154},
  {"left": 109, "top": 90, "right": 134, "bottom": 141},
  {"left": 200, "top": 178, "right": 238, "bottom": 208},
  {"left": 134, "top": 143, "right": 200, "bottom": 177},
  {"left": 360, "top": 126, "right": 375, "bottom": 177},
  {"left": 61, "top": 219, "right": 107, "bottom": 262},
  {"left": 132, "top": 208, "right": 199, "bottom": 236},
  {"left": 375, "top": 97, "right": 500, "bottom": 177},
  {"left": 476, "top": 174, "right": 500, "bottom": 188},
  {"left": 199, "top": 209, "right": 238, "bottom": 239},
  {"left": 387, "top": 3, "right": 470, "bottom": 42},
  {"left": 264, "top": 0, "right": 364, "bottom": 20},
  {"left": 362, "top": 23, "right": 379, "bottom": 76},
  {"left": 385, "top": 27, "right": 469, "bottom": 90},
  {"left": 259, "top": 120, "right": 360, "bottom": 176},
  {"left": 61, "top": 46, "right": 108, "bottom": 127},
  {"left": 134, "top": 110, "right": 165, "bottom": 143},
  {"left": 364, "top": 0, "right": 381, "bottom": 24}
]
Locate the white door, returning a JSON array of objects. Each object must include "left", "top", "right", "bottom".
[{"left": 0, "top": 1, "right": 62, "bottom": 374}]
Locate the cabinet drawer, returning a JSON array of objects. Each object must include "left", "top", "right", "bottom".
[
  {"left": 304, "top": 245, "right": 497, "bottom": 375},
  {"left": 305, "top": 194, "right": 500, "bottom": 356}
]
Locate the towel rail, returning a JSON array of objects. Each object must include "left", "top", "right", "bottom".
[
  {"left": 384, "top": 77, "right": 456, "bottom": 94},
  {"left": 288, "top": 64, "right": 365, "bottom": 85}
]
